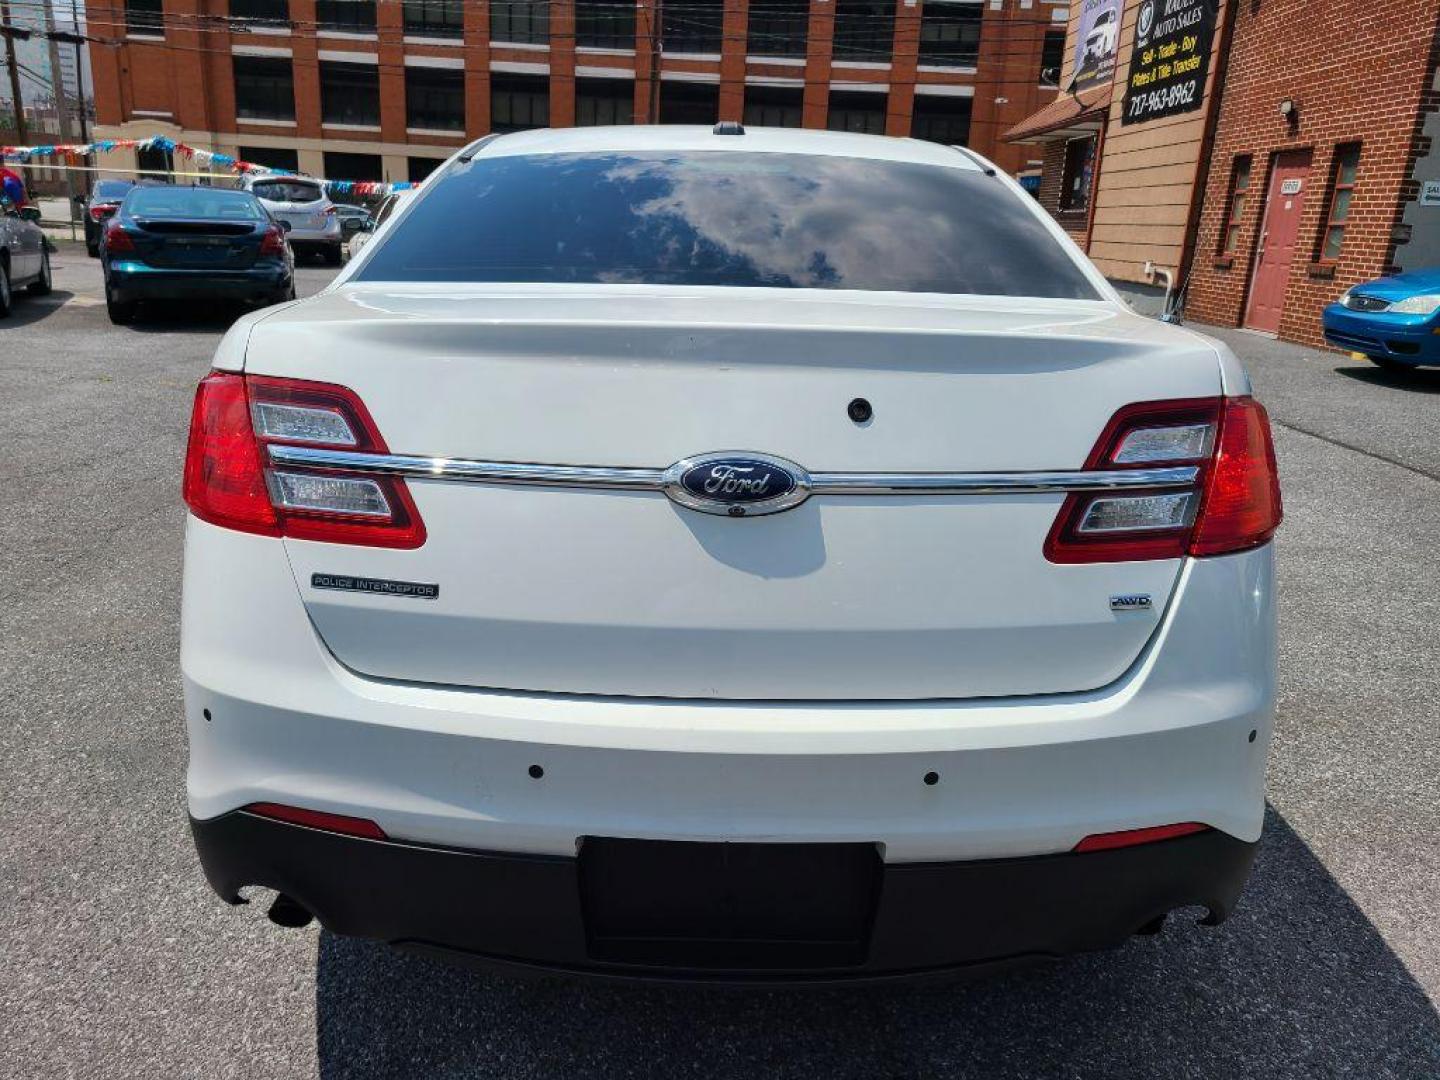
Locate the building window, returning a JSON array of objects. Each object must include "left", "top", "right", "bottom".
[
  {"left": 1040, "top": 28, "right": 1064, "bottom": 86},
  {"left": 832, "top": 1, "right": 895, "bottom": 63},
  {"left": 576, "top": 78, "right": 634, "bottom": 125},
  {"left": 405, "top": 66, "right": 464, "bottom": 130},
  {"left": 659, "top": 81, "right": 719, "bottom": 124},
  {"left": 316, "top": 0, "right": 376, "bottom": 32},
  {"left": 239, "top": 145, "right": 300, "bottom": 172},
  {"left": 744, "top": 84, "right": 804, "bottom": 128},
  {"left": 827, "top": 89, "right": 886, "bottom": 134},
  {"left": 491, "top": 73, "right": 550, "bottom": 131},
  {"left": 918, "top": 1, "right": 982, "bottom": 67},
  {"left": 136, "top": 144, "right": 171, "bottom": 177},
  {"left": 911, "top": 93, "right": 971, "bottom": 144},
  {"left": 403, "top": 0, "right": 462, "bottom": 38},
  {"left": 575, "top": 0, "right": 634, "bottom": 49},
  {"left": 320, "top": 61, "right": 381, "bottom": 126},
  {"left": 409, "top": 156, "right": 444, "bottom": 182},
  {"left": 663, "top": 0, "right": 723, "bottom": 53},
  {"left": 324, "top": 151, "right": 383, "bottom": 182},
  {"left": 231, "top": 0, "right": 289, "bottom": 27},
  {"left": 748, "top": 0, "right": 809, "bottom": 59},
  {"left": 1219, "top": 155, "right": 1251, "bottom": 254},
  {"left": 124, "top": 0, "right": 163, "bottom": 35},
  {"left": 233, "top": 56, "right": 296, "bottom": 122},
  {"left": 1059, "top": 134, "right": 1095, "bottom": 211},
  {"left": 490, "top": 0, "right": 548, "bottom": 44},
  {"left": 1319, "top": 143, "right": 1361, "bottom": 262}
]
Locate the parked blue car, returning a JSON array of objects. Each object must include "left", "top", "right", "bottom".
[
  {"left": 1322, "top": 266, "right": 1440, "bottom": 371},
  {"left": 101, "top": 185, "right": 295, "bottom": 325}
]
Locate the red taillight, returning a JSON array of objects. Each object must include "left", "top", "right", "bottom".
[
  {"left": 1190, "top": 398, "right": 1283, "bottom": 556},
  {"left": 182, "top": 372, "right": 426, "bottom": 548},
  {"left": 89, "top": 202, "right": 119, "bottom": 221},
  {"left": 259, "top": 224, "right": 287, "bottom": 256},
  {"left": 242, "top": 802, "right": 387, "bottom": 840},
  {"left": 104, "top": 220, "right": 136, "bottom": 252},
  {"left": 1074, "top": 822, "right": 1209, "bottom": 853},
  {"left": 1045, "top": 396, "right": 1280, "bottom": 563}
]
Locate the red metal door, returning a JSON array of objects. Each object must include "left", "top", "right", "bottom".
[{"left": 1244, "top": 151, "right": 1312, "bottom": 333}]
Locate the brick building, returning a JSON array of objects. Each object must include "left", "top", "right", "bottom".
[
  {"left": 1185, "top": 0, "right": 1440, "bottom": 345},
  {"left": 86, "top": 0, "right": 1073, "bottom": 185}
]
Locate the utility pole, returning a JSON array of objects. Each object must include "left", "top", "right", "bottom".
[
  {"left": 69, "top": 0, "right": 87, "bottom": 194},
  {"left": 1, "top": 0, "right": 27, "bottom": 143},
  {"left": 42, "top": 0, "right": 71, "bottom": 142},
  {"left": 647, "top": 0, "right": 662, "bottom": 124}
]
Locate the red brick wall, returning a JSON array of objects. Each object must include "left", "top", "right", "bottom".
[{"left": 1186, "top": 0, "right": 1440, "bottom": 347}]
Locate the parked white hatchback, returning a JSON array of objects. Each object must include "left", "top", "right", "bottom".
[
  {"left": 239, "top": 174, "right": 343, "bottom": 266},
  {"left": 182, "top": 125, "right": 1281, "bottom": 982}
]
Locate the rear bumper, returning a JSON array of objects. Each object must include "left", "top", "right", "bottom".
[
  {"left": 108, "top": 263, "right": 290, "bottom": 302},
  {"left": 1322, "top": 304, "right": 1440, "bottom": 365},
  {"left": 192, "top": 809, "right": 1258, "bottom": 983}
]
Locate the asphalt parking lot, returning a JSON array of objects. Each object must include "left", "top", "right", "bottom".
[{"left": 3, "top": 241, "right": 1438, "bottom": 1079}]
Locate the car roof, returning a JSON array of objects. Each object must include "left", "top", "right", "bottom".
[{"left": 473, "top": 126, "right": 986, "bottom": 171}]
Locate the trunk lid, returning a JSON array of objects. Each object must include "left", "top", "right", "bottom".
[
  {"left": 245, "top": 285, "right": 1222, "bottom": 700},
  {"left": 132, "top": 218, "right": 262, "bottom": 270}
]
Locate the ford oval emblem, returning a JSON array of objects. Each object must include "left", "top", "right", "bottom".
[{"left": 662, "top": 452, "right": 812, "bottom": 517}]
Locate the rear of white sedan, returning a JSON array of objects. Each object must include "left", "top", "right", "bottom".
[{"left": 181, "top": 126, "right": 1281, "bottom": 982}]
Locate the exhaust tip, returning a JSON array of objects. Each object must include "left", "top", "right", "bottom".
[{"left": 267, "top": 893, "right": 314, "bottom": 929}]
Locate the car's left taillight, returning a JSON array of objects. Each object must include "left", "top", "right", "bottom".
[
  {"left": 182, "top": 372, "right": 426, "bottom": 548},
  {"left": 1045, "top": 396, "right": 1281, "bottom": 563}
]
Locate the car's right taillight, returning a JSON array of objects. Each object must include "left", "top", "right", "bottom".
[
  {"left": 182, "top": 372, "right": 425, "bottom": 548},
  {"left": 89, "top": 202, "right": 119, "bottom": 222},
  {"left": 258, "top": 224, "right": 287, "bottom": 257},
  {"left": 1045, "top": 396, "right": 1281, "bottom": 563}
]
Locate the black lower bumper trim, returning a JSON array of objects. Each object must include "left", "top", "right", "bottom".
[{"left": 191, "top": 812, "right": 1258, "bottom": 984}]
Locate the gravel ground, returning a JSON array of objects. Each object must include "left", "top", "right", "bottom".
[{"left": 2, "top": 245, "right": 1437, "bottom": 1078}]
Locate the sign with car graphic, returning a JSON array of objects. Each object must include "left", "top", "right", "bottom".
[
  {"left": 1073, "top": 0, "right": 1121, "bottom": 89},
  {"left": 1121, "top": 0, "right": 1218, "bottom": 124}
]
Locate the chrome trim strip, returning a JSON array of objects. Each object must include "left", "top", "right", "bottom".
[{"left": 266, "top": 445, "right": 1199, "bottom": 495}]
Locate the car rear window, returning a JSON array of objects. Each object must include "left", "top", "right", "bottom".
[
  {"left": 252, "top": 180, "right": 323, "bottom": 204},
  {"left": 126, "top": 187, "right": 267, "bottom": 220},
  {"left": 94, "top": 180, "right": 135, "bottom": 199},
  {"left": 355, "top": 151, "right": 1098, "bottom": 298}
]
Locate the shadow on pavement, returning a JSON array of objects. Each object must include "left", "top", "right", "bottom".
[
  {"left": 1335, "top": 364, "right": 1440, "bottom": 394},
  {"left": 3, "top": 290, "right": 76, "bottom": 328},
  {"left": 121, "top": 300, "right": 259, "bottom": 332},
  {"left": 313, "top": 808, "right": 1440, "bottom": 1079}
]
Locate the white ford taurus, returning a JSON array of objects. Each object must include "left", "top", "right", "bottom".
[{"left": 181, "top": 125, "right": 1281, "bottom": 982}]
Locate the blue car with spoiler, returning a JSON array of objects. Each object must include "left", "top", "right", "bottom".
[
  {"left": 1322, "top": 266, "right": 1440, "bottom": 372},
  {"left": 101, "top": 185, "right": 295, "bottom": 325}
]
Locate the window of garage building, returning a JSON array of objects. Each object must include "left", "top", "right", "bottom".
[
  {"left": 321, "top": 61, "right": 381, "bottom": 126},
  {"left": 230, "top": 0, "right": 288, "bottom": 28},
  {"left": 832, "top": 1, "right": 896, "bottom": 63},
  {"left": 315, "top": 0, "right": 375, "bottom": 32},
  {"left": 575, "top": 0, "right": 635, "bottom": 49},
  {"left": 663, "top": 0, "right": 723, "bottom": 53},
  {"left": 124, "top": 0, "right": 163, "bottom": 35},
  {"left": 827, "top": 90, "right": 886, "bottom": 134},
  {"left": 239, "top": 145, "right": 300, "bottom": 173},
  {"left": 660, "top": 81, "right": 719, "bottom": 124},
  {"left": 403, "top": 0, "right": 462, "bottom": 38},
  {"left": 324, "top": 151, "right": 384, "bottom": 182},
  {"left": 1059, "top": 134, "right": 1095, "bottom": 211},
  {"left": 1218, "top": 155, "right": 1252, "bottom": 255},
  {"left": 748, "top": 0, "right": 809, "bottom": 59},
  {"left": 576, "top": 78, "right": 635, "bottom": 125},
  {"left": 911, "top": 93, "right": 971, "bottom": 144},
  {"left": 409, "top": 157, "right": 445, "bottom": 183},
  {"left": 491, "top": 0, "right": 548, "bottom": 44},
  {"left": 491, "top": 73, "right": 550, "bottom": 131},
  {"left": 1318, "top": 144, "right": 1361, "bottom": 263},
  {"left": 744, "top": 84, "right": 804, "bottom": 128},
  {"left": 233, "top": 57, "right": 295, "bottom": 122},
  {"left": 918, "top": 0, "right": 982, "bottom": 68},
  {"left": 406, "top": 66, "right": 465, "bottom": 130}
]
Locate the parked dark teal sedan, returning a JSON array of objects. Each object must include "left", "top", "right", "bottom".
[
  {"left": 101, "top": 186, "right": 295, "bottom": 325},
  {"left": 1322, "top": 267, "right": 1440, "bottom": 372}
]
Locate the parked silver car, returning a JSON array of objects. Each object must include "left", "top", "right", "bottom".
[
  {"left": 239, "top": 175, "right": 343, "bottom": 265},
  {"left": 0, "top": 200, "right": 52, "bottom": 316}
]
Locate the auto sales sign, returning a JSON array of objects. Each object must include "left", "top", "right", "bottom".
[{"left": 1121, "top": 0, "right": 1217, "bottom": 125}]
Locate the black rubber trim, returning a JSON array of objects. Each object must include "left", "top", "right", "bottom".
[{"left": 191, "top": 811, "right": 1258, "bottom": 984}]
